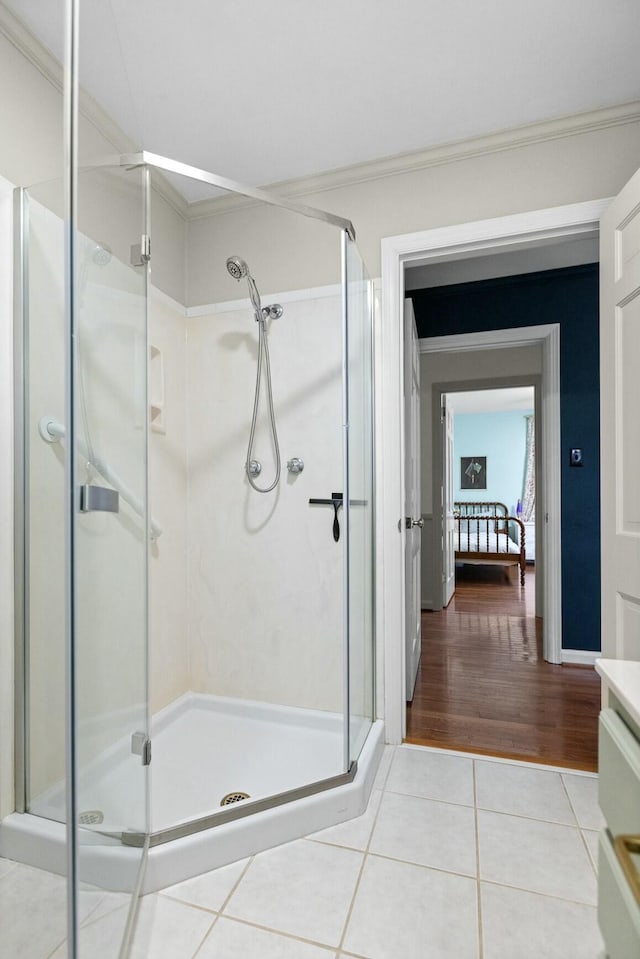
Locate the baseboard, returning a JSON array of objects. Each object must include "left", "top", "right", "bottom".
[{"left": 561, "top": 649, "right": 600, "bottom": 666}]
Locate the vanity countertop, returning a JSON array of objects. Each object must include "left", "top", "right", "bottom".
[{"left": 596, "top": 658, "right": 640, "bottom": 728}]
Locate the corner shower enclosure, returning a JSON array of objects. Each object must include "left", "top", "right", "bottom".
[{"left": 7, "top": 148, "right": 377, "bottom": 957}]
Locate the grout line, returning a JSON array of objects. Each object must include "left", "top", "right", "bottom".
[
  {"left": 335, "top": 782, "right": 386, "bottom": 954},
  {"left": 375, "top": 745, "right": 395, "bottom": 789},
  {"left": 474, "top": 805, "right": 582, "bottom": 829},
  {"left": 173, "top": 856, "right": 255, "bottom": 959},
  {"left": 198, "top": 913, "right": 339, "bottom": 953},
  {"left": 558, "top": 773, "right": 589, "bottom": 834},
  {"left": 79, "top": 899, "right": 129, "bottom": 931},
  {"left": 383, "top": 785, "right": 474, "bottom": 808},
  {"left": 159, "top": 892, "right": 221, "bottom": 916},
  {"left": 215, "top": 855, "right": 255, "bottom": 915},
  {"left": 473, "top": 760, "right": 484, "bottom": 959},
  {"left": 479, "top": 877, "right": 597, "bottom": 909},
  {"left": 399, "top": 742, "right": 598, "bottom": 777},
  {"left": 44, "top": 934, "right": 68, "bottom": 959},
  {"left": 187, "top": 915, "right": 218, "bottom": 959}
]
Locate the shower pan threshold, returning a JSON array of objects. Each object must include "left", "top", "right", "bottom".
[{"left": 1, "top": 694, "right": 384, "bottom": 893}]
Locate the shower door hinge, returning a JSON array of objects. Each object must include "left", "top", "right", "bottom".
[
  {"left": 131, "top": 731, "right": 152, "bottom": 766},
  {"left": 130, "top": 234, "right": 151, "bottom": 266}
]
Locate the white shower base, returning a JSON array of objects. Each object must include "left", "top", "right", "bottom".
[{"left": 0, "top": 693, "right": 383, "bottom": 893}]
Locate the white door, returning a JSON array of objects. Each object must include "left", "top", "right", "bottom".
[
  {"left": 442, "top": 396, "right": 456, "bottom": 607},
  {"left": 404, "top": 299, "right": 422, "bottom": 700},
  {"left": 601, "top": 167, "right": 640, "bottom": 660}
]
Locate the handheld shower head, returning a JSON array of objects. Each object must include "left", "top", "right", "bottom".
[
  {"left": 225, "top": 255, "right": 263, "bottom": 314},
  {"left": 226, "top": 256, "right": 249, "bottom": 281}
]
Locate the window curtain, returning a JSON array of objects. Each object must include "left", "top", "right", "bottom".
[{"left": 521, "top": 414, "right": 535, "bottom": 521}]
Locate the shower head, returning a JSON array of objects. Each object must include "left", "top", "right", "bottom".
[
  {"left": 225, "top": 255, "right": 263, "bottom": 315},
  {"left": 226, "top": 256, "right": 249, "bottom": 281}
]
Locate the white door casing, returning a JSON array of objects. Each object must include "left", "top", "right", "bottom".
[
  {"left": 404, "top": 299, "right": 422, "bottom": 700},
  {"left": 379, "top": 199, "right": 610, "bottom": 744},
  {"left": 442, "top": 396, "right": 455, "bottom": 608},
  {"left": 600, "top": 167, "right": 640, "bottom": 661}
]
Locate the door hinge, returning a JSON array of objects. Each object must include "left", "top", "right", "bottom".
[
  {"left": 131, "top": 731, "right": 151, "bottom": 766},
  {"left": 130, "top": 234, "right": 151, "bottom": 267}
]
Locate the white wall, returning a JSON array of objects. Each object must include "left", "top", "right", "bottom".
[
  {"left": 185, "top": 121, "right": 640, "bottom": 305},
  {"left": 186, "top": 293, "right": 345, "bottom": 712},
  {"left": 0, "top": 29, "right": 187, "bottom": 304}
]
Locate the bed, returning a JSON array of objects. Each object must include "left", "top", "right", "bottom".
[{"left": 453, "top": 501, "right": 526, "bottom": 585}]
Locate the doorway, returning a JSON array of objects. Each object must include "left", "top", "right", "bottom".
[
  {"left": 401, "top": 381, "right": 600, "bottom": 768},
  {"left": 378, "top": 198, "right": 608, "bottom": 747}
]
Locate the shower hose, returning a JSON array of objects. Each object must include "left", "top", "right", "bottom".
[{"left": 246, "top": 316, "right": 281, "bottom": 493}]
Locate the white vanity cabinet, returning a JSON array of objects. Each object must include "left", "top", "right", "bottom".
[{"left": 596, "top": 660, "right": 640, "bottom": 958}]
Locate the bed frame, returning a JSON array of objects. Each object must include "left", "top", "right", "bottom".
[{"left": 453, "top": 501, "right": 526, "bottom": 585}]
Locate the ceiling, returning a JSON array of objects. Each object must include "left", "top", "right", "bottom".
[
  {"left": 447, "top": 387, "right": 535, "bottom": 415},
  {"left": 8, "top": 0, "right": 640, "bottom": 203}
]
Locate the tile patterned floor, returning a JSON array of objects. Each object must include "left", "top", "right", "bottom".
[{"left": 0, "top": 744, "right": 606, "bottom": 958}]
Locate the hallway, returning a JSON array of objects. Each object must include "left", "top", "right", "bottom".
[{"left": 406, "top": 567, "right": 601, "bottom": 770}]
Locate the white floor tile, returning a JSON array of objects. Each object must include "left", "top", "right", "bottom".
[
  {"left": 369, "top": 791, "right": 477, "bottom": 876},
  {"left": 385, "top": 746, "right": 474, "bottom": 806},
  {"left": 372, "top": 745, "right": 395, "bottom": 790},
  {"left": 481, "top": 882, "right": 604, "bottom": 959},
  {"left": 475, "top": 760, "right": 577, "bottom": 824},
  {"left": 477, "top": 810, "right": 597, "bottom": 904},
  {"left": 0, "top": 856, "right": 17, "bottom": 880},
  {"left": 225, "top": 839, "right": 363, "bottom": 947},
  {"left": 562, "top": 773, "right": 605, "bottom": 830},
  {"left": 308, "top": 789, "right": 381, "bottom": 851},
  {"left": 50, "top": 907, "right": 129, "bottom": 959},
  {"left": 343, "top": 854, "right": 479, "bottom": 959},
  {"left": 160, "top": 857, "right": 250, "bottom": 912},
  {"left": 130, "top": 894, "right": 214, "bottom": 959},
  {"left": 197, "top": 916, "right": 337, "bottom": 958},
  {"left": 0, "top": 862, "right": 68, "bottom": 959}
]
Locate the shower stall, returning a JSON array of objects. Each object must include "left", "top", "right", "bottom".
[{"left": 4, "top": 146, "right": 378, "bottom": 954}]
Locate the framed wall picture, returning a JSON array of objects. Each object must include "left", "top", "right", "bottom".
[{"left": 460, "top": 456, "right": 487, "bottom": 490}]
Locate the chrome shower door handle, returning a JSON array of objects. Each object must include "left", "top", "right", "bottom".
[{"left": 80, "top": 484, "right": 120, "bottom": 514}]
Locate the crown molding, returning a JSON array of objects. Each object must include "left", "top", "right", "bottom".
[
  {"left": 3, "top": 1, "right": 638, "bottom": 227},
  {"left": 0, "top": 2, "right": 188, "bottom": 219},
  {"left": 186, "top": 99, "right": 640, "bottom": 221}
]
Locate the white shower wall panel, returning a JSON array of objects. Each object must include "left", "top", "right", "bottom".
[{"left": 186, "top": 293, "right": 344, "bottom": 712}]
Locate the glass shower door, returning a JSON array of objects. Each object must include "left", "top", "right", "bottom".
[
  {"left": 71, "top": 162, "right": 150, "bottom": 941},
  {"left": 344, "top": 235, "right": 375, "bottom": 763}
]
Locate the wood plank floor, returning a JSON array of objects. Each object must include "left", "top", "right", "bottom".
[{"left": 405, "top": 565, "right": 601, "bottom": 771}]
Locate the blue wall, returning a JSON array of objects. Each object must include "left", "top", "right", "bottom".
[
  {"left": 454, "top": 409, "right": 533, "bottom": 513},
  {"left": 412, "top": 264, "right": 600, "bottom": 652}
]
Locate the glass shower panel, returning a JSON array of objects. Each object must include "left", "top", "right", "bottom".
[
  {"left": 147, "top": 172, "right": 348, "bottom": 836},
  {"left": 72, "top": 163, "right": 150, "bottom": 851},
  {"left": 345, "top": 236, "right": 375, "bottom": 763},
  {"left": 22, "top": 182, "right": 68, "bottom": 825}
]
